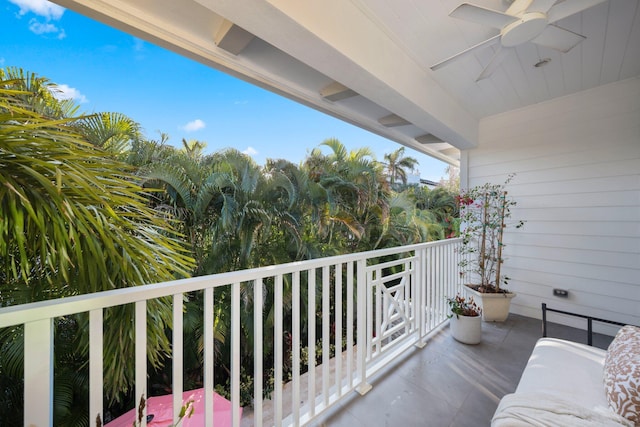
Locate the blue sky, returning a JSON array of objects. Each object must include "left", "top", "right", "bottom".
[{"left": 1, "top": 0, "right": 449, "bottom": 181}]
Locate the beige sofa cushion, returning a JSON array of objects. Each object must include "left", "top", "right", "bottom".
[
  {"left": 604, "top": 325, "right": 640, "bottom": 426},
  {"left": 516, "top": 338, "right": 609, "bottom": 409}
]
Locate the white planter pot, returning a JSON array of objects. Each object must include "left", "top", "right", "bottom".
[
  {"left": 465, "top": 285, "right": 516, "bottom": 322},
  {"left": 450, "top": 314, "right": 482, "bottom": 344}
]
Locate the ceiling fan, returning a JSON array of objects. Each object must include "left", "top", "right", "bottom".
[{"left": 431, "top": 0, "right": 607, "bottom": 81}]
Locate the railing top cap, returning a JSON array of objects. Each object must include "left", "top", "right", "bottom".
[{"left": 0, "top": 239, "right": 461, "bottom": 327}]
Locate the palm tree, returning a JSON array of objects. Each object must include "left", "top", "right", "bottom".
[
  {"left": 0, "top": 70, "right": 195, "bottom": 421},
  {"left": 181, "top": 138, "right": 207, "bottom": 160},
  {"left": 0, "top": 66, "right": 78, "bottom": 119},
  {"left": 75, "top": 111, "right": 141, "bottom": 159},
  {"left": 302, "top": 138, "right": 391, "bottom": 251},
  {"left": 200, "top": 148, "right": 298, "bottom": 272},
  {"left": 380, "top": 192, "right": 443, "bottom": 245},
  {"left": 413, "top": 186, "right": 459, "bottom": 238},
  {"left": 383, "top": 146, "right": 418, "bottom": 188},
  {"left": 127, "top": 132, "right": 175, "bottom": 167},
  {"left": 143, "top": 149, "right": 306, "bottom": 405}
]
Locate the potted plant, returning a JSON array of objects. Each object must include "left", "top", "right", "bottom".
[
  {"left": 447, "top": 295, "right": 482, "bottom": 344},
  {"left": 457, "top": 174, "right": 524, "bottom": 321}
]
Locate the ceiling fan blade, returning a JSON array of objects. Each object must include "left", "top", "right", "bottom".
[
  {"left": 547, "top": 0, "right": 608, "bottom": 23},
  {"left": 431, "top": 35, "right": 500, "bottom": 71},
  {"left": 527, "top": 0, "right": 558, "bottom": 14},
  {"left": 450, "top": 3, "right": 518, "bottom": 30},
  {"left": 476, "top": 46, "right": 511, "bottom": 81},
  {"left": 506, "top": 0, "right": 540, "bottom": 16},
  {"left": 532, "top": 25, "right": 586, "bottom": 53}
]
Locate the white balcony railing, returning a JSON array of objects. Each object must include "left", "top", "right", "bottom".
[{"left": 0, "top": 238, "right": 462, "bottom": 427}]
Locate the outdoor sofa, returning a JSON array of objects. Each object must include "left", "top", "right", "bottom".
[{"left": 492, "top": 324, "right": 639, "bottom": 426}]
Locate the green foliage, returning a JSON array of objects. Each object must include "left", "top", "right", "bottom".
[
  {"left": 0, "top": 69, "right": 195, "bottom": 422},
  {"left": 413, "top": 186, "right": 460, "bottom": 238},
  {"left": 0, "top": 72, "right": 194, "bottom": 301}
]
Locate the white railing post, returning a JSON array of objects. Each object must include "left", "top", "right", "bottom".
[
  {"left": 231, "top": 282, "right": 241, "bottom": 427},
  {"left": 355, "top": 259, "right": 371, "bottom": 395},
  {"left": 172, "top": 294, "right": 183, "bottom": 426},
  {"left": 346, "top": 262, "right": 354, "bottom": 390},
  {"left": 322, "top": 265, "right": 330, "bottom": 407},
  {"left": 307, "top": 269, "right": 316, "bottom": 418},
  {"left": 24, "top": 318, "right": 53, "bottom": 427},
  {"left": 254, "top": 279, "right": 264, "bottom": 427},
  {"left": 135, "top": 300, "right": 148, "bottom": 427},
  {"left": 292, "top": 271, "right": 301, "bottom": 426},
  {"left": 204, "top": 287, "right": 214, "bottom": 427},
  {"left": 425, "top": 246, "right": 432, "bottom": 331},
  {"left": 415, "top": 248, "right": 426, "bottom": 348},
  {"left": 335, "top": 263, "right": 343, "bottom": 397},
  {"left": 89, "top": 309, "right": 103, "bottom": 425},
  {"left": 274, "top": 274, "right": 283, "bottom": 426}
]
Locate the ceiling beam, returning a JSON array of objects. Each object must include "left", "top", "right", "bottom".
[
  {"left": 438, "top": 147, "right": 459, "bottom": 157},
  {"left": 319, "top": 81, "right": 359, "bottom": 102},
  {"left": 214, "top": 19, "right": 255, "bottom": 55},
  {"left": 415, "top": 134, "right": 444, "bottom": 144},
  {"left": 378, "top": 114, "right": 410, "bottom": 127}
]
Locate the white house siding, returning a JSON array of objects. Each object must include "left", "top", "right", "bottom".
[{"left": 462, "top": 77, "right": 640, "bottom": 332}]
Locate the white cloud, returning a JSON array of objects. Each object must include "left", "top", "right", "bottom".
[
  {"left": 28, "top": 19, "right": 58, "bottom": 34},
  {"left": 243, "top": 147, "right": 258, "bottom": 156},
  {"left": 0, "top": 58, "right": 5, "bottom": 66},
  {"left": 10, "top": 1, "right": 66, "bottom": 39},
  {"left": 9, "top": 0, "right": 65, "bottom": 20},
  {"left": 181, "top": 119, "right": 206, "bottom": 132},
  {"left": 28, "top": 19, "right": 66, "bottom": 38},
  {"left": 49, "top": 84, "right": 88, "bottom": 104}
]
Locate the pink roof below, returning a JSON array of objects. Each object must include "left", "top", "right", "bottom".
[{"left": 105, "top": 388, "right": 242, "bottom": 427}]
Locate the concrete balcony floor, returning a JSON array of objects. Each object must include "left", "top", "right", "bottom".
[{"left": 308, "top": 314, "right": 613, "bottom": 427}]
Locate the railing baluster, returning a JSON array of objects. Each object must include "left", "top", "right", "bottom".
[
  {"left": 356, "top": 259, "right": 371, "bottom": 395},
  {"left": 415, "top": 249, "right": 425, "bottom": 346},
  {"left": 274, "top": 274, "right": 283, "bottom": 426},
  {"left": 346, "top": 262, "right": 354, "bottom": 388},
  {"left": 172, "top": 294, "right": 183, "bottom": 426},
  {"left": 204, "top": 287, "right": 214, "bottom": 427},
  {"left": 254, "top": 278, "right": 264, "bottom": 427},
  {"left": 292, "top": 271, "right": 301, "bottom": 426},
  {"left": 89, "top": 309, "right": 103, "bottom": 424},
  {"left": 322, "top": 265, "right": 330, "bottom": 407},
  {"left": 438, "top": 245, "right": 444, "bottom": 323},
  {"left": 231, "top": 282, "right": 241, "bottom": 427},
  {"left": 307, "top": 269, "right": 316, "bottom": 418},
  {"left": 335, "top": 263, "right": 343, "bottom": 397},
  {"left": 135, "top": 300, "right": 147, "bottom": 427},
  {"left": 366, "top": 269, "right": 373, "bottom": 361},
  {"left": 24, "top": 318, "right": 53, "bottom": 427},
  {"left": 427, "top": 247, "right": 432, "bottom": 329},
  {"left": 375, "top": 268, "right": 381, "bottom": 356},
  {"left": 406, "top": 260, "right": 412, "bottom": 333}
]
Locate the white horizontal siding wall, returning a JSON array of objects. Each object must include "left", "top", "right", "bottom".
[{"left": 462, "top": 77, "right": 640, "bottom": 332}]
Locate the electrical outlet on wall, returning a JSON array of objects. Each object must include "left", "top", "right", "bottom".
[{"left": 553, "top": 289, "right": 569, "bottom": 297}]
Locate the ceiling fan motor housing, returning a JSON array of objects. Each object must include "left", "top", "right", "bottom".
[{"left": 500, "top": 12, "right": 548, "bottom": 47}]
